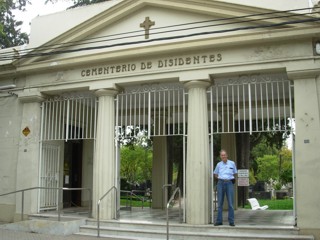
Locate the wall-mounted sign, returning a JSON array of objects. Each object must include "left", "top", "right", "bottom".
[
  {"left": 80, "top": 53, "right": 223, "bottom": 78},
  {"left": 238, "top": 169, "right": 249, "bottom": 186},
  {"left": 238, "top": 177, "right": 250, "bottom": 187},
  {"left": 22, "top": 127, "right": 30, "bottom": 137},
  {"left": 238, "top": 169, "right": 249, "bottom": 178}
]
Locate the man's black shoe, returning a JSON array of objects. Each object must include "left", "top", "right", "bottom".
[
  {"left": 229, "top": 223, "right": 235, "bottom": 226},
  {"left": 214, "top": 222, "right": 222, "bottom": 226}
]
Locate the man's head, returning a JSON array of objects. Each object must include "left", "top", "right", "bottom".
[{"left": 220, "top": 149, "right": 228, "bottom": 163}]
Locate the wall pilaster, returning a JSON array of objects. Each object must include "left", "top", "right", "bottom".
[
  {"left": 15, "top": 90, "right": 45, "bottom": 221},
  {"left": 289, "top": 71, "right": 320, "bottom": 230}
]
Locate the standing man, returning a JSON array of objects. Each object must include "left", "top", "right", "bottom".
[{"left": 213, "top": 149, "right": 237, "bottom": 226}]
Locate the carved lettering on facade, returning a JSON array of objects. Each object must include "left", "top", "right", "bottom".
[{"left": 80, "top": 53, "right": 222, "bottom": 78}]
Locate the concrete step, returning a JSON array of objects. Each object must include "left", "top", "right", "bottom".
[
  {"left": 77, "top": 220, "right": 314, "bottom": 240},
  {"left": 85, "top": 219, "right": 300, "bottom": 235}
]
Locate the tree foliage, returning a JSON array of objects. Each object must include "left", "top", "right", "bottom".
[
  {"left": 69, "top": 0, "right": 109, "bottom": 8},
  {"left": 118, "top": 126, "right": 152, "bottom": 186},
  {"left": 256, "top": 155, "right": 279, "bottom": 181},
  {"left": 45, "top": 0, "right": 110, "bottom": 8},
  {"left": 0, "top": 0, "right": 29, "bottom": 49},
  {"left": 120, "top": 145, "right": 152, "bottom": 186},
  {"left": 251, "top": 137, "right": 278, "bottom": 160},
  {"left": 0, "top": 1, "right": 5, "bottom": 35},
  {"left": 279, "top": 148, "right": 292, "bottom": 184},
  {"left": 255, "top": 147, "right": 292, "bottom": 185},
  {"left": 1, "top": 0, "right": 111, "bottom": 49},
  {"left": 249, "top": 168, "right": 257, "bottom": 185}
]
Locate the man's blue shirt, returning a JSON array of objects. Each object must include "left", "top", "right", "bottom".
[{"left": 214, "top": 160, "right": 237, "bottom": 180}]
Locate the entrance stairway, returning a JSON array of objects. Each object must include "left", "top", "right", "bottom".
[
  {"left": 76, "top": 219, "right": 314, "bottom": 240},
  {"left": 20, "top": 208, "right": 314, "bottom": 240}
]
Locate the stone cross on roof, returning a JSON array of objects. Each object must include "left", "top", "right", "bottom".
[{"left": 140, "top": 17, "right": 155, "bottom": 39}]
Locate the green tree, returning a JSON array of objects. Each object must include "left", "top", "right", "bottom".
[
  {"left": 279, "top": 148, "right": 292, "bottom": 184},
  {"left": 251, "top": 137, "right": 278, "bottom": 160},
  {"left": 255, "top": 148, "right": 292, "bottom": 185},
  {"left": 0, "top": 1, "right": 5, "bottom": 35},
  {"left": 1, "top": 0, "right": 110, "bottom": 49},
  {"left": 120, "top": 145, "right": 152, "bottom": 186},
  {"left": 256, "top": 155, "right": 279, "bottom": 182},
  {"left": 249, "top": 168, "right": 257, "bottom": 185},
  {"left": 0, "top": 0, "right": 29, "bottom": 48},
  {"left": 45, "top": 0, "right": 110, "bottom": 8}
]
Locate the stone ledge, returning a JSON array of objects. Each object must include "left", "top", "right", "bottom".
[{"left": 0, "top": 219, "right": 86, "bottom": 236}]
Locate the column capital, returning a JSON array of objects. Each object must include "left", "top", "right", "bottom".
[
  {"left": 18, "top": 90, "right": 46, "bottom": 103},
  {"left": 184, "top": 80, "right": 211, "bottom": 90},
  {"left": 287, "top": 69, "right": 320, "bottom": 80},
  {"left": 95, "top": 88, "right": 119, "bottom": 98}
]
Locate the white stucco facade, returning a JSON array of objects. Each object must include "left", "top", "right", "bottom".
[{"left": 0, "top": 0, "right": 320, "bottom": 238}]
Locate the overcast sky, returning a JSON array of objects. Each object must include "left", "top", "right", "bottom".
[{"left": 15, "top": 1, "right": 73, "bottom": 34}]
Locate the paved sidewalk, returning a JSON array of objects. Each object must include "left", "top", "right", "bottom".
[{"left": 0, "top": 229, "right": 132, "bottom": 240}]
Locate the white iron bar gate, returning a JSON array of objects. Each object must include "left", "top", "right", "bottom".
[
  {"left": 208, "top": 76, "right": 294, "bottom": 135},
  {"left": 207, "top": 74, "right": 294, "bottom": 223},
  {"left": 115, "top": 84, "right": 188, "bottom": 222},
  {"left": 39, "top": 94, "right": 98, "bottom": 211},
  {"left": 115, "top": 77, "right": 294, "bottom": 138},
  {"left": 115, "top": 85, "right": 187, "bottom": 138},
  {"left": 41, "top": 95, "right": 98, "bottom": 141},
  {"left": 39, "top": 143, "right": 60, "bottom": 210}
]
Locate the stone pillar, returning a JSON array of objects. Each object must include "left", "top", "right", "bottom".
[
  {"left": 15, "top": 90, "right": 45, "bottom": 221},
  {"left": 185, "top": 80, "right": 211, "bottom": 224},
  {"left": 152, "top": 136, "right": 168, "bottom": 209},
  {"left": 289, "top": 72, "right": 320, "bottom": 233},
  {"left": 92, "top": 88, "right": 118, "bottom": 220}
]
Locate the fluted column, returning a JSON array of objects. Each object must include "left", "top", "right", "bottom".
[
  {"left": 92, "top": 88, "right": 118, "bottom": 220},
  {"left": 185, "top": 80, "right": 211, "bottom": 224}
]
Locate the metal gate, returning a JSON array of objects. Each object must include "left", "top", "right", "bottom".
[
  {"left": 115, "top": 74, "right": 294, "bottom": 137},
  {"left": 115, "top": 76, "right": 294, "bottom": 223},
  {"left": 115, "top": 83, "right": 188, "bottom": 221},
  {"left": 41, "top": 94, "right": 98, "bottom": 141},
  {"left": 115, "top": 83, "right": 187, "bottom": 138},
  {"left": 37, "top": 76, "right": 294, "bottom": 216},
  {"left": 39, "top": 93, "right": 98, "bottom": 211},
  {"left": 208, "top": 73, "right": 294, "bottom": 134},
  {"left": 39, "top": 143, "right": 60, "bottom": 210},
  {"left": 207, "top": 73, "right": 294, "bottom": 223}
]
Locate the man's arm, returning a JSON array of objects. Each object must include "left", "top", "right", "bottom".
[
  {"left": 232, "top": 161, "right": 237, "bottom": 182},
  {"left": 213, "top": 162, "right": 219, "bottom": 179}
]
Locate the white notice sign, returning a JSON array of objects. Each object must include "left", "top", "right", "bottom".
[
  {"left": 238, "top": 169, "right": 249, "bottom": 178},
  {"left": 238, "top": 177, "right": 250, "bottom": 186}
]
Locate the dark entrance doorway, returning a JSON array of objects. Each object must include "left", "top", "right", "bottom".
[{"left": 63, "top": 140, "right": 83, "bottom": 208}]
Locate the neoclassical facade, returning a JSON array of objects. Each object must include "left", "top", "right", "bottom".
[{"left": 0, "top": 0, "right": 320, "bottom": 238}]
